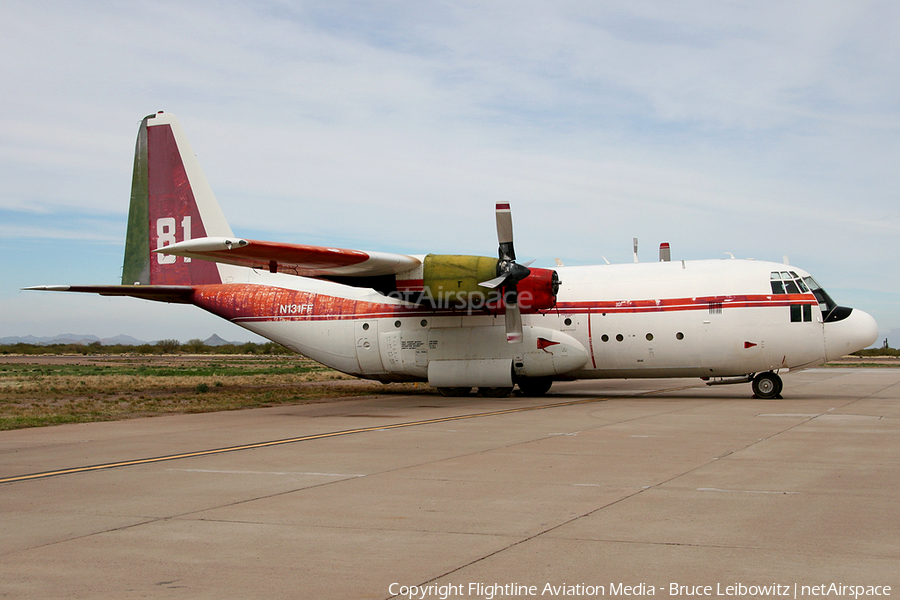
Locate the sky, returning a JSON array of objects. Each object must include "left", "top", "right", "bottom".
[{"left": 2, "top": 0, "right": 898, "bottom": 344}]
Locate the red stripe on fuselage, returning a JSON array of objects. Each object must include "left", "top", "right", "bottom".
[
  {"left": 188, "top": 284, "right": 817, "bottom": 324},
  {"left": 558, "top": 295, "right": 815, "bottom": 314}
]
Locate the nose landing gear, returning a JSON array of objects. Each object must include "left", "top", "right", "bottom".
[{"left": 752, "top": 371, "right": 783, "bottom": 399}]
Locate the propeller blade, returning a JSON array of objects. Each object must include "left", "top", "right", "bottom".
[
  {"left": 493, "top": 202, "right": 526, "bottom": 344},
  {"left": 480, "top": 261, "right": 531, "bottom": 290},
  {"left": 496, "top": 202, "right": 515, "bottom": 261},
  {"left": 479, "top": 274, "right": 508, "bottom": 289},
  {"left": 496, "top": 202, "right": 514, "bottom": 244}
]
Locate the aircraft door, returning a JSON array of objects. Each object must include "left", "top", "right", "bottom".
[
  {"left": 355, "top": 320, "right": 383, "bottom": 375},
  {"left": 381, "top": 331, "right": 401, "bottom": 373},
  {"left": 379, "top": 330, "right": 428, "bottom": 378}
]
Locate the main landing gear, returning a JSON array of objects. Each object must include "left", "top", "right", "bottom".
[
  {"left": 751, "top": 371, "right": 783, "bottom": 399},
  {"left": 435, "top": 378, "right": 554, "bottom": 398},
  {"left": 435, "top": 387, "right": 513, "bottom": 397}
]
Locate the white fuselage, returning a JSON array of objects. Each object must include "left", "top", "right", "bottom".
[{"left": 196, "top": 258, "right": 877, "bottom": 385}]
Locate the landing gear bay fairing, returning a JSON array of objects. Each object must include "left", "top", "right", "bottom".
[{"left": 28, "top": 113, "right": 878, "bottom": 398}]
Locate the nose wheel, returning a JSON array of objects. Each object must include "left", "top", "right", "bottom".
[{"left": 752, "top": 372, "right": 783, "bottom": 399}]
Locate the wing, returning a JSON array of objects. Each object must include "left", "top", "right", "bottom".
[{"left": 152, "top": 237, "right": 421, "bottom": 277}]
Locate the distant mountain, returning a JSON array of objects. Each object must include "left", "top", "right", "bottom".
[
  {"left": 203, "top": 334, "right": 239, "bottom": 346},
  {"left": 0, "top": 333, "right": 243, "bottom": 346},
  {"left": 0, "top": 335, "right": 46, "bottom": 345},
  {"left": 0, "top": 333, "right": 147, "bottom": 346},
  {"left": 103, "top": 334, "right": 148, "bottom": 346}
]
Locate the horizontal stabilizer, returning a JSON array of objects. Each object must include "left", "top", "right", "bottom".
[
  {"left": 153, "top": 237, "right": 421, "bottom": 277},
  {"left": 24, "top": 285, "right": 195, "bottom": 304}
]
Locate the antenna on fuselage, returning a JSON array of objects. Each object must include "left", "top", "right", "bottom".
[{"left": 633, "top": 238, "right": 639, "bottom": 263}]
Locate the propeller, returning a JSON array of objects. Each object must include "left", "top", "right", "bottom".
[{"left": 479, "top": 202, "right": 531, "bottom": 343}]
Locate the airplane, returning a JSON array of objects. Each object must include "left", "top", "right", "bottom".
[{"left": 26, "top": 112, "right": 879, "bottom": 399}]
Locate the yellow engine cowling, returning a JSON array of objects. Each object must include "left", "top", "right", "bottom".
[
  {"left": 396, "top": 254, "right": 558, "bottom": 311},
  {"left": 423, "top": 254, "right": 497, "bottom": 305}
]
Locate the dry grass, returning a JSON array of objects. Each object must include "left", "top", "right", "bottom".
[{"left": 0, "top": 355, "right": 427, "bottom": 430}]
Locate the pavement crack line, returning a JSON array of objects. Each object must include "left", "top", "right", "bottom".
[
  {"left": 1, "top": 385, "right": 700, "bottom": 558},
  {"left": 0, "top": 385, "right": 695, "bottom": 485},
  {"left": 387, "top": 395, "right": 839, "bottom": 599}
]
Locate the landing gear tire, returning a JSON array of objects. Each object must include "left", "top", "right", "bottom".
[
  {"left": 517, "top": 378, "right": 553, "bottom": 397},
  {"left": 478, "top": 387, "right": 514, "bottom": 398},
  {"left": 437, "top": 387, "right": 472, "bottom": 397},
  {"left": 752, "top": 372, "right": 783, "bottom": 399}
]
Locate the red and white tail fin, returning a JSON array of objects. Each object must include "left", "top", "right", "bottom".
[{"left": 123, "top": 112, "right": 234, "bottom": 286}]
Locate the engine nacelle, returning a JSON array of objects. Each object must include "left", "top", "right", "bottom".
[
  {"left": 395, "top": 254, "right": 558, "bottom": 311},
  {"left": 515, "top": 266, "right": 559, "bottom": 312},
  {"left": 422, "top": 254, "right": 497, "bottom": 306}
]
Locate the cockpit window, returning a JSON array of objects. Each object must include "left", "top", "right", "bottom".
[
  {"left": 770, "top": 271, "right": 806, "bottom": 295},
  {"left": 771, "top": 271, "right": 845, "bottom": 322},
  {"left": 802, "top": 275, "right": 838, "bottom": 317}
]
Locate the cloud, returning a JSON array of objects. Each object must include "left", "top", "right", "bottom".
[{"left": 1, "top": 0, "right": 898, "bottom": 340}]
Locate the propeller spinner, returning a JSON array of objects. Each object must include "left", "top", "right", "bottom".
[{"left": 480, "top": 202, "right": 531, "bottom": 343}]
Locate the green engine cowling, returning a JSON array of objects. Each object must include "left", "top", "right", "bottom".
[{"left": 416, "top": 254, "right": 558, "bottom": 311}]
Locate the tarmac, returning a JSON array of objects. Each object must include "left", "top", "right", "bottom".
[{"left": 1, "top": 368, "right": 898, "bottom": 599}]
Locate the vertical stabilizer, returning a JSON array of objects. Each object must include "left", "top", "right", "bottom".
[{"left": 122, "top": 112, "right": 234, "bottom": 286}]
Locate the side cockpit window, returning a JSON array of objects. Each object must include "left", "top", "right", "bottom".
[{"left": 802, "top": 275, "right": 838, "bottom": 317}]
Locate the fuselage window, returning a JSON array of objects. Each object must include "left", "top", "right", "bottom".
[{"left": 790, "top": 304, "right": 814, "bottom": 323}]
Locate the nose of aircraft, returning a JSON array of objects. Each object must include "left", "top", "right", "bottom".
[{"left": 824, "top": 308, "right": 879, "bottom": 361}]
